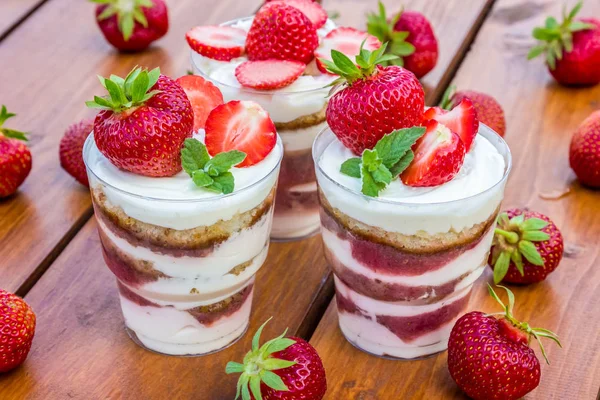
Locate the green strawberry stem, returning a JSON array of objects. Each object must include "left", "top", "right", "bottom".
[
  {"left": 90, "top": 0, "right": 154, "bottom": 41},
  {"left": 85, "top": 66, "right": 161, "bottom": 113},
  {"left": 226, "top": 318, "right": 297, "bottom": 400},
  {"left": 439, "top": 85, "right": 456, "bottom": 110},
  {"left": 366, "top": 1, "right": 415, "bottom": 67},
  {"left": 527, "top": 0, "right": 595, "bottom": 69},
  {"left": 490, "top": 212, "right": 551, "bottom": 283},
  {"left": 487, "top": 284, "right": 561, "bottom": 364},
  {"left": 0, "top": 105, "right": 28, "bottom": 141}
]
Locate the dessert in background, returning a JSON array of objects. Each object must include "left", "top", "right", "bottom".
[
  {"left": 0, "top": 105, "right": 31, "bottom": 198},
  {"left": 0, "top": 289, "right": 36, "bottom": 373},
  {"left": 314, "top": 45, "right": 511, "bottom": 359},
  {"left": 84, "top": 67, "right": 283, "bottom": 356},
  {"left": 186, "top": 0, "right": 381, "bottom": 240},
  {"left": 570, "top": 110, "right": 600, "bottom": 187}
]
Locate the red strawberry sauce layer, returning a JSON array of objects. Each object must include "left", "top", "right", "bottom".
[
  {"left": 117, "top": 281, "right": 254, "bottom": 327},
  {"left": 275, "top": 150, "right": 319, "bottom": 213},
  {"left": 320, "top": 207, "right": 489, "bottom": 276},
  {"left": 336, "top": 288, "right": 471, "bottom": 343}
]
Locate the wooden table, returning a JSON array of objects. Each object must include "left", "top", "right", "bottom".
[{"left": 0, "top": 0, "right": 598, "bottom": 399}]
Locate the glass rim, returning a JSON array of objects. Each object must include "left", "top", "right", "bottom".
[
  {"left": 83, "top": 133, "right": 283, "bottom": 203},
  {"left": 312, "top": 123, "right": 512, "bottom": 206},
  {"left": 190, "top": 16, "right": 336, "bottom": 95}
]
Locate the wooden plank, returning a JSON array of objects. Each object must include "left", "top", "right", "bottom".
[
  {"left": 0, "top": 0, "right": 263, "bottom": 295},
  {"left": 309, "top": 1, "right": 600, "bottom": 399},
  {"left": 0, "top": 0, "right": 47, "bottom": 40}
]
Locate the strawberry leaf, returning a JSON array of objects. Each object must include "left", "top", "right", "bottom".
[
  {"left": 249, "top": 376, "right": 262, "bottom": 400},
  {"left": 260, "top": 370, "right": 289, "bottom": 391},
  {"left": 225, "top": 362, "right": 244, "bottom": 374},
  {"left": 262, "top": 358, "right": 296, "bottom": 371},
  {"left": 518, "top": 240, "right": 545, "bottom": 266},
  {"left": 493, "top": 250, "right": 511, "bottom": 284},
  {"left": 0, "top": 106, "right": 28, "bottom": 141},
  {"left": 264, "top": 338, "right": 296, "bottom": 355},
  {"left": 522, "top": 231, "right": 550, "bottom": 242},
  {"left": 521, "top": 217, "right": 549, "bottom": 231}
]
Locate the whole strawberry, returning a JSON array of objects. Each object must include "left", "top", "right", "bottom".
[
  {"left": 528, "top": 1, "right": 600, "bottom": 86},
  {"left": 59, "top": 119, "right": 93, "bottom": 187},
  {"left": 570, "top": 110, "right": 600, "bottom": 187},
  {"left": 448, "top": 285, "right": 561, "bottom": 400},
  {"left": 489, "top": 209, "right": 564, "bottom": 284},
  {"left": 246, "top": 2, "right": 319, "bottom": 64},
  {"left": 367, "top": 2, "right": 438, "bottom": 79},
  {"left": 440, "top": 86, "right": 506, "bottom": 137},
  {"left": 322, "top": 43, "right": 424, "bottom": 155},
  {"left": 0, "top": 105, "right": 32, "bottom": 198},
  {"left": 226, "top": 319, "right": 326, "bottom": 400},
  {"left": 0, "top": 289, "right": 36, "bottom": 373},
  {"left": 91, "top": 0, "right": 169, "bottom": 52},
  {"left": 86, "top": 67, "right": 194, "bottom": 177}
]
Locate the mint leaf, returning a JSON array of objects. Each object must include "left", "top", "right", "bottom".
[
  {"left": 340, "top": 157, "right": 361, "bottom": 178},
  {"left": 205, "top": 150, "right": 246, "bottom": 174},
  {"left": 374, "top": 127, "right": 425, "bottom": 168},
  {"left": 209, "top": 172, "right": 235, "bottom": 194},
  {"left": 362, "top": 149, "right": 382, "bottom": 172},
  {"left": 371, "top": 164, "right": 392, "bottom": 185},
  {"left": 181, "top": 138, "right": 210, "bottom": 177},
  {"left": 389, "top": 150, "right": 414, "bottom": 178},
  {"left": 361, "top": 163, "right": 386, "bottom": 197},
  {"left": 192, "top": 170, "right": 213, "bottom": 187}
]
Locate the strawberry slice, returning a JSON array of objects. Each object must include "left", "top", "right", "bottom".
[
  {"left": 401, "top": 120, "right": 466, "bottom": 187},
  {"left": 315, "top": 27, "right": 381, "bottom": 74},
  {"left": 205, "top": 100, "right": 277, "bottom": 167},
  {"left": 235, "top": 60, "right": 305, "bottom": 90},
  {"left": 270, "top": 0, "right": 327, "bottom": 29},
  {"left": 186, "top": 26, "right": 246, "bottom": 61},
  {"left": 423, "top": 98, "right": 479, "bottom": 152},
  {"left": 176, "top": 75, "right": 224, "bottom": 131}
]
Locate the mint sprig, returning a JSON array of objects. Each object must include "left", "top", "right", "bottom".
[
  {"left": 181, "top": 138, "right": 246, "bottom": 194},
  {"left": 0, "top": 105, "right": 28, "bottom": 141},
  {"left": 340, "top": 127, "right": 425, "bottom": 197},
  {"left": 90, "top": 0, "right": 154, "bottom": 41},
  {"left": 366, "top": 1, "right": 416, "bottom": 67}
]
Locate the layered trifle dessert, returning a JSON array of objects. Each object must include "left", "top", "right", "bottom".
[
  {"left": 84, "top": 67, "right": 282, "bottom": 355},
  {"left": 313, "top": 46, "right": 511, "bottom": 359},
  {"left": 185, "top": 0, "right": 381, "bottom": 240}
]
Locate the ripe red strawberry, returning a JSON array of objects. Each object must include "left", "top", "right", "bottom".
[
  {"left": 528, "top": 2, "right": 600, "bottom": 86},
  {"left": 205, "top": 101, "right": 277, "bottom": 167},
  {"left": 423, "top": 98, "right": 478, "bottom": 152},
  {"left": 489, "top": 209, "right": 564, "bottom": 284},
  {"left": 86, "top": 67, "right": 193, "bottom": 177},
  {"left": 176, "top": 75, "right": 224, "bottom": 131},
  {"left": 93, "top": 0, "right": 168, "bottom": 52},
  {"left": 440, "top": 86, "right": 506, "bottom": 137},
  {"left": 59, "top": 119, "right": 93, "bottom": 187},
  {"left": 0, "top": 289, "right": 36, "bottom": 373},
  {"left": 269, "top": 0, "right": 327, "bottom": 29},
  {"left": 569, "top": 110, "right": 600, "bottom": 187},
  {"left": 400, "top": 120, "right": 465, "bottom": 187},
  {"left": 235, "top": 60, "right": 305, "bottom": 90},
  {"left": 246, "top": 2, "right": 319, "bottom": 64},
  {"left": 322, "top": 44, "right": 424, "bottom": 155},
  {"left": 448, "top": 285, "right": 561, "bottom": 400},
  {"left": 367, "top": 4, "right": 438, "bottom": 79},
  {"left": 315, "top": 27, "right": 381, "bottom": 74},
  {"left": 185, "top": 26, "right": 246, "bottom": 61},
  {"left": 0, "top": 106, "right": 32, "bottom": 198},
  {"left": 226, "top": 319, "right": 326, "bottom": 400}
]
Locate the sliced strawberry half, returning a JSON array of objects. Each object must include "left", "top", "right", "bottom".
[
  {"left": 186, "top": 26, "right": 246, "bottom": 61},
  {"left": 401, "top": 120, "right": 466, "bottom": 187},
  {"left": 205, "top": 100, "right": 277, "bottom": 167},
  {"left": 176, "top": 75, "right": 224, "bottom": 131},
  {"left": 235, "top": 60, "right": 305, "bottom": 90},
  {"left": 315, "top": 27, "right": 381, "bottom": 74},
  {"left": 423, "top": 98, "right": 479, "bottom": 152},
  {"left": 270, "top": 0, "right": 327, "bottom": 29}
]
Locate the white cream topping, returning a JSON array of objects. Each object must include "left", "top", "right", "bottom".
[
  {"left": 191, "top": 18, "right": 337, "bottom": 123},
  {"left": 316, "top": 125, "right": 509, "bottom": 235},
  {"left": 85, "top": 130, "right": 282, "bottom": 230},
  {"left": 280, "top": 121, "right": 327, "bottom": 152}
]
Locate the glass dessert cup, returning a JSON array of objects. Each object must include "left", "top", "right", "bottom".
[
  {"left": 313, "top": 125, "right": 512, "bottom": 360},
  {"left": 190, "top": 17, "right": 334, "bottom": 242},
  {"left": 83, "top": 134, "right": 283, "bottom": 356}
]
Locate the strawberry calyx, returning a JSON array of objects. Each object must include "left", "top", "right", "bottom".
[
  {"left": 486, "top": 284, "right": 561, "bottom": 364},
  {"left": 490, "top": 212, "right": 551, "bottom": 284},
  {"left": 439, "top": 85, "right": 457, "bottom": 110},
  {"left": 91, "top": 0, "right": 155, "bottom": 41},
  {"left": 527, "top": 0, "right": 595, "bottom": 69},
  {"left": 0, "top": 105, "right": 28, "bottom": 141},
  {"left": 226, "top": 318, "right": 297, "bottom": 400},
  {"left": 366, "top": 1, "right": 415, "bottom": 67},
  {"left": 85, "top": 66, "right": 161, "bottom": 113}
]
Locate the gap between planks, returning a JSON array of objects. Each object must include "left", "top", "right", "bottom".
[{"left": 0, "top": 0, "right": 52, "bottom": 43}]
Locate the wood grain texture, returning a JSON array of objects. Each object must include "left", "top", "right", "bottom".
[
  {"left": 310, "top": 1, "right": 600, "bottom": 399},
  {"left": 0, "top": 0, "right": 263, "bottom": 295},
  {"left": 0, "top": 0, "right": 47, "bottom": 40}
]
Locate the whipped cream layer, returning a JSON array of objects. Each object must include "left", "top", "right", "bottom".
[
  {"left": 85, "top": 131, "right": 282, "bottom": 230},
  {"left": 280, "top": 121, "right": 327, "bottom": 152},
  {"left": 316, "top": 125, "right": 509, "bottom": 235},
  {"left": 191, "top": 17, "right": 337, "bottom": 123}
]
